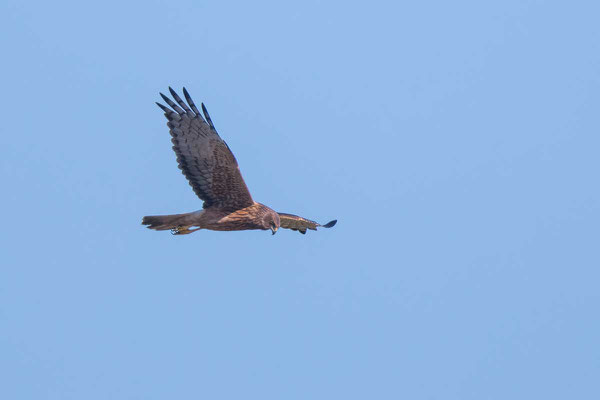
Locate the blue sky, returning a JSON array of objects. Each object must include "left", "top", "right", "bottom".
[{"left": 2, "top": 0, "right": 599, "bottom": 398}]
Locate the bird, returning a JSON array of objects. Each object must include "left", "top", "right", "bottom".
[{"left": 142, "top": 87, "right": 337, "bottom": 236}]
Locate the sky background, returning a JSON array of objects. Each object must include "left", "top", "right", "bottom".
[{"left": 1, "top": 0, "right": 599, "bottom": 398}]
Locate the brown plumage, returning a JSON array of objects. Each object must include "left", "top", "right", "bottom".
[{"left": 142, "top": 87, "right": 337, "bottom": 235}]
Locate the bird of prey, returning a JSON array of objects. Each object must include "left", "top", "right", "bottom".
[{"left": 142, "top": 88, "right": 337, "bottom": 235}]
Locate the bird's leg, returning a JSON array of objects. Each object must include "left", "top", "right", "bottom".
[{"left": 171, "top": 225, "right": 201, "bottom": 235}]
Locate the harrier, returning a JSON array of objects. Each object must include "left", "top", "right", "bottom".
[{"left": 142, "top": 88, "right": 337, "bottom": 235}]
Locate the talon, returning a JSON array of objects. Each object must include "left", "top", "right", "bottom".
[{"left": 170, "top": 225, "right": 200, "bottom": 235}]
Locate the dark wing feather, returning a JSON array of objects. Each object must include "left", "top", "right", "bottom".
[
  {"left": 278, "top": 213, "right": 337, "bottom": 234},
  {"left": 156, "top": 88, "right": 254, "bottom": 210}
]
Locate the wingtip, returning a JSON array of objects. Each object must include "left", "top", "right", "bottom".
[
  {"left": 322, "top": 220, "right": 337, "bottom": 228},
  {"left": 156, "top": 102, "right": 169, "bottom": 112},
  {"left": 201, "top": 102, "right": 215, "bottom": 129},
  {"left": 159, "top": 92, "right": 170, "bottom": 103},
  {"left": 182, "top": 87, "right": 201, "bottom": 116}
]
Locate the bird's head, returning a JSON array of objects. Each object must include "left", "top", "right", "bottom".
[{"left": 263, "top": 211, "right": 280, "bottom": 235}]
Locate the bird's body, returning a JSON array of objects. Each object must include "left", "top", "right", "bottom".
[
  {"left": 142, "top": 87, "right": 336, "bottom": 236},
  {"left": 143, "top": 203, "right": 277, "bottom": 233}
]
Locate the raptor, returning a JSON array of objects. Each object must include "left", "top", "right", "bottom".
[{"left": 142, "top": 88, "right": 337, "bottom": 235}]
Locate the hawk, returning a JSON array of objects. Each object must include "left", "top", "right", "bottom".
[{"left": 142, "top": 88, "right": 337, "bottom": 235}]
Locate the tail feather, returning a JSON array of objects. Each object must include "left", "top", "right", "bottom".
[{"left": 142, "top": 213, "right": 196, "bottom": 232}]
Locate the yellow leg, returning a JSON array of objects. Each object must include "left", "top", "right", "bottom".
[{"left": 171, "top": 225, "right": 201, "bottom": 235}]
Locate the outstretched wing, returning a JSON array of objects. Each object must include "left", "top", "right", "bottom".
[
  {"left": 277, "top": 213, "right": 337, "bottom": 234},
  {"left": 156, "top": 87, "right": 254, "bottom": 210}
]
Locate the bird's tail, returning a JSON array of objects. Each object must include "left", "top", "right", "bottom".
[{"left": 141, "top": 212, "right": 200, "bottom": 235}]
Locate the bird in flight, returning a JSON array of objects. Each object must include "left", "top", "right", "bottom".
[{"left": 142, "top": 87, "right": 337, "bottom": 235}]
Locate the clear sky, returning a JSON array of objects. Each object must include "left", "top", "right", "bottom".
[{"left": 2, "top": 0, "right": 599, "bottom": 398}]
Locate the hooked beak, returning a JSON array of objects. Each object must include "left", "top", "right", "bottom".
[{"left": 271, "top": 226, "right": 278, "bottom": 235}]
